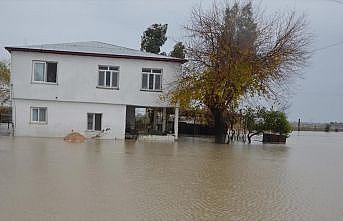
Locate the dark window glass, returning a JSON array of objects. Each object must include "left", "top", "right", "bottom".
[
  {"left": 98, "top": 66, "right": 120, "bottom": 88},
  {"left": 155, "top": 75, "right": 161, "bottom": 90},
  {"left": 112, "top": 72, "right": 118, "bottom": 87},
  {"left": 99, "top": 66, "right": 108, "bottom": 70},
  {"left": 142, "top": 68, "right": 151, "bottom": 73},
  {"left": 152, "top": 69, "right": 162, "bottom": 74},
  {"left": 87, "top": 113, "right": 93, "bottom": 130},
  {"left": 98, "top": 71, "right": 105, "bottom": 86},
  {"left": 32, "top": 108, "right": 39, "bottom": 121},
  {"left": 149, "top": 74, "right": 154, "bottom": 90},
  {"left": 46, "top": 62, "right": 57, "bottom": 83},
  {"left": 105, "top": 71, "right": 111, "bottom": 87},
  {"left": 142, "top": 74, "right": 148, "bottom": 89},
  {"left": 109, "top": 66, "right": 119, "bottom": 71},
  {"left": 39, "top": 108, "right": 46, "bottom": 122},
  {"left": 94, "top": 114, "right": 102, "bottom": 131}
]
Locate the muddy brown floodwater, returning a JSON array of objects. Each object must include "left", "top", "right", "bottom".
[{"left": 1, "top": 132, "right": 343, "bottom": 220}]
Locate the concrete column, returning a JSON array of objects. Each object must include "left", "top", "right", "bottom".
[
  {"left": 174, "top": 105, "right": 179, "bottom": 140},
  {"left": 162, "top": 107, "right": 167, "bottom": 133}
]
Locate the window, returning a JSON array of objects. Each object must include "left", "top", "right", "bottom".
[
  {"left": 33, "top": 61, "right": 57, "bottom": 83},
  {"left": 31, "top": 107, "right": 47, "bottom": 123},
  {"left": 97, "top": 65, "right": 119, "bottom": 89},
  {"left": 141, "top": 68, "right": 162, "bottom": 91},
  {"left": 87, "top": 113, "right": 102, "bottom": 131}
]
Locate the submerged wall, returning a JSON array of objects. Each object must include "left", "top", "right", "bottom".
[{"left": 13, "top": 99, "right": 126, "bottom": 139}]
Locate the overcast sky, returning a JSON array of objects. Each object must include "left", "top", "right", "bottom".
[{"left": 0, "top": 0, "right": 342, "bottom": 123}]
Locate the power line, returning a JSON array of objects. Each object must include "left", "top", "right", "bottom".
[
  {"left": 311, "top": 1, "right": 343, "bottom": 52},
  {"left": 327, "top": 0, "right": 343, "bottom": 5},
  {"left": 312, "top": 40, "right": 343, "bottom": 52}
]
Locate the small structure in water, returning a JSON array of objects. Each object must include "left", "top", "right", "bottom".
[
  {"left": 262, "top": 133, "right": 287, "bottom": 144},
  {"left": 64, "top": 132, "right": 86, "bottom": 143}
]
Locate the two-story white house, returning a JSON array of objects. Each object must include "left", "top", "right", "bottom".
[{"left": 5, "top": 41, "right": 185, "bottom": 139}]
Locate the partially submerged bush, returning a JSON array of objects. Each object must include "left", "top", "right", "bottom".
[{"left": 244, "top": 107, "right": 292, "bottom": 143}]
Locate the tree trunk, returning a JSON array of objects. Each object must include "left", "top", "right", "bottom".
[
  {"left": 248, "top": 131, "right": 261, "bottom": 144},
  {"left": 211, "top": 108, "right": 227, "bottom": 144},
  {"left": 247, "top": 133, "right": 252, "bottom": 144}
]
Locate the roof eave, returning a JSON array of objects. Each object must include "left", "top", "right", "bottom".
[{"left": 4, "top": 47, "right": 187, "bottom": 63}]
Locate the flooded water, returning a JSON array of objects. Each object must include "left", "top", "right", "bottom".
[{"left": 0, "top": 132, "right": 343, "bottom": 220}]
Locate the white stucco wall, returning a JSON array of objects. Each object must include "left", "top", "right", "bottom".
[
  {"left": 13, "top": 99, "right": 126, "bottom": 139},
  {"left": 9, "top": 51, "right": 181, "bottom": 138},
  {"left": 11, "top": 51, "right": 180, "bottom": 107}
]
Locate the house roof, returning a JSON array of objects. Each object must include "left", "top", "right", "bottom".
[{"left": 5, "top": 41, "right": 186, "bottom": 63}]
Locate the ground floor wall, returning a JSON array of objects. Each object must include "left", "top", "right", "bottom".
[{"left": 13, "top": 99, "right": 126, "bottom": 139}]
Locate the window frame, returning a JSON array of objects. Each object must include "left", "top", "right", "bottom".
[
  {"left": 30, "top": 107, "right": 48, "bottom": 124},
  {"left": 96, "top": 65, "right": 120, "bottom": 90},
  {"left": 32, "top": 60, "right": 58, "bottom": 84},
  {"left": 87, "top": 113, "right": 103, "bottom": 131},
  {"left": 141, "top": 68, "right": 163, "bottom": 92}
]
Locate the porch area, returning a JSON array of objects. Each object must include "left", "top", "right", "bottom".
[{"left": 125, "top": 105, "right": 179, "bottom": 141}]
